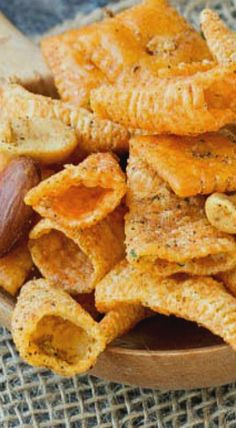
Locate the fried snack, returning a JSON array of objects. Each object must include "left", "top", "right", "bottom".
[
  {"left": 157, "top": 60, "right": 215, "bottom": 78},
  {"left": 131, "top": 134, "right": 236, "bottom": 197},
  {"left": 218, "top": 269, "right": 236, "bottom": 297},
  {"left": 205, "top": 193, "right": 236, "bottom": 234},
  {"left": 0, "top": 241, "right": 32, "bottom": 296},
  {"left": 201, "top": 9, "right": 236, "bottom": 64},
  {"left": 12, "top": 279, "right": 106, "bottom": 376},
  {"left": 25, "top": 153, "right": 126, "bottom": 230},
  {"left": 125, "top": 147, "right": 236, "bottom": 268},
  {"left": 96, "top": 260, "right": 236, "bottom": 350},
  {"left": 0, "top": 83, "right": 129, "bottom": 155},
  {"left": 91, "top": 63, "right": 236, "bottom": 135},
  {"left": 29, "top": 207, "right": 125, "bottom": 293},
  {"left": 0, "top": 115, "right": 77, "bottom": 164}
]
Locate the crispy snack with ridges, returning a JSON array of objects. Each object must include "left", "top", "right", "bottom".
[
  {"left": 0, "top": 241, "right": 32, "bottom": 296},
  {"left": 25, "top": 153, "right": 126, "bottom": 230},
  {"left": 218, "top": 269, "right": 236, "bottom": 297},
  {"left": 125, "top": 147, "right": 236, "bottom": 268},
  {"left": 157, "top": 60, "right": 215, "bottom": 78},
  {"left": 96, "top": 260, "right": 236, "bottom": 350},
  {"left": 0, "top": 83, "right": 129, "bottom": 155},
  {"left": 205, "top": 193, "right": 236, "bottom": 234},
  {"left": 91, "top": 63, "right": 236, "bottom": 135},
  {"left": 12, "top": 279, "right": 106, "bottom": 376},
  {"left": 201, "top": 9, "right": 236, "bottom": 64},
  {"left": 29, "top": 207, "right": 125, "bottom": 294},
  {"left": 0, "top": 115, "right": 77, "bottom": 165},
  {"left": 132, "top": 134, "right": 236, "bottom": 197}
]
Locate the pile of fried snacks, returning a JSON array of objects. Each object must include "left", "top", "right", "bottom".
[{"left": 2, "top": 0, "right": 236, "bottom": 376}]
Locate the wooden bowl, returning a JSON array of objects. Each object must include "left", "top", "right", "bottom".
[{"left": 1, "top": 289, "right": 236, "bottom": 390}]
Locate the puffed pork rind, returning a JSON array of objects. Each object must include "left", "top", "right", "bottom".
[
  {"left": 0, "top": 241, "right": 32, "bottom": 296},
  {"left": 12, "top": 278, "right": 106, "bottom": 376},
  {"left": 205, "top": 192, "right": 236, "bottom": 234},
  {"left": 96, "top": 260, "right": 236, "bottom": 350},
  {"left": 201, "top": 9, "right": 236, "bottom": 65},
  {"left": 0, "top": 115, "right": 77, "bottom": 165},
  {"left": 125, "top": 144, "right": 236, "bottom": 269},
  {"left": 25, "top": 153, "right": 126, "bottom": 230},
  {"left": 29, "top": 207, "right": 125, "bottom": 293},
  {"left": 91, "top": 63, "right": 236, "bottom": 135},
  {"left": 0, "top": 83, "right": 129, "bottom": 156},
  {"left": 131, "top": 134, "right": 236, "bottom": 197}
]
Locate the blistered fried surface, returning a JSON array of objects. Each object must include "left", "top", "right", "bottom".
[
  {"left": 96, "top": 260, "right": 236, "bottom": 350},
  {"left": 25, "top": 153, "right": 126, "bottom": 230},
  {"left": 132, "top": 134, "right": 236, "bottom": 197},
  {"left": 12, "top": 279, "right": 106, "bottom": 376},
  {"left": 125, "top": 149, "right": 236, "bottom": 264},
  {"left": 29, "top": 207, "right": 125, "bottom": 293},
  {"left": 205, "top": 193, "right": 236, "bottom": 234}
]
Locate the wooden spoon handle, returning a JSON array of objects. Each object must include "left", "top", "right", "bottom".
[{"left": 0, "top": 288, "right": 15, "bottom": 330}]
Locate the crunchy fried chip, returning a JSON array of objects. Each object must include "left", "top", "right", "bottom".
[
  {"left": 125, "top": 147, "right": 236, "bottom": 265},
  {"left": 0, "top": 115, "right": 77, "bottom": 164},
  {"left": 91, "top": 63, "right": 236, "bottom": 135},
  {"left": 96, "top": 260, "right": 236, "bottom": 350},
  {"left": 157, "top": 60, "right": 215, "bottom": 78},
  {"left": 25, "top": 153, "right": 126, "bottom": 230},
  {"left": 201, "top": 9, "right": 236, "bottom": 64},
  {"left": 29, "top": 207, "right": 125, "bottom": 293},
  {"left": 0, "top": 241, "right": 32, "bottom": 296},
  {"left": 131, "top": 134, "right": 236, "bottom": 197},
  {"left": 0, "top": 83, "right": 129, "bottom": 155},
  {"left": 205, "top": 192, "right": 236, "bottom": 234},
  {"left": 218, "top": 269, "right": 236, "bottom": 297},
  {"left": 12, "top": 279, "right": 106, "bottom": 376}
]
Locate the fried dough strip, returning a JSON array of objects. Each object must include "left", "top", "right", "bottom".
[
  {"left": 29, "top": 207, "right": 125, "bottom": 294},
  {"left": 96, "top": 260, "right": 236, "bottom": 350},
  {"left": 25, "top": 153, "right": 126, "bottom": 230},
  {"left": 201, "top": 9, "right": 236, "bottom": 64},
  {"left": 91, "top": 64, "right": 236, "bottom": 135}
]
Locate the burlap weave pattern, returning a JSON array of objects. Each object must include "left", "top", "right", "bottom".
[{"left": 1, "top": 0, "right": 236, "bottom": 426}]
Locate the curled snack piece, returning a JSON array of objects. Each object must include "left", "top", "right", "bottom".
[
  {"left": 131, "top": 134, "right": 236, "bottom": 197},
  {"left": 0, "top": 241, "right": 32, "bottom": 296},
  {"left": 201, "top": 9, "right": 236, "bottom": 64},
  {"left": 29, "top": 207, "right": 125, "bottom": 293},
  {"left": 0, "top": 83, "right": 129, "bottom": 155},
  {"left": 25, "top": 153, "right": 126, "bottom": 229},
  {"left": 219, "top": 269, "right": 236, "bottom": 297},
  {"left": 205, "top": 193, "right": 236, "bottom": 234},
  {"left": 91, "top": 64, "right": 236, "bottom": 135},
  {"left": 12, "top": 279, "right": 106, "bottom": 376},
  {"left": 125, "top": 146, "right": 236, "bottom": 266},
  {"left": 96, "top": 260, "right": 236, "bottom": 350},
  {"left": 0, "top": 116, "right": 77, "bottom": 164}
]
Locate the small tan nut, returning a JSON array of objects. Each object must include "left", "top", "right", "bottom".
[
  {"left": 205, "top": 192, "right": 236, "bottom": 234},
  {"left": 0, "top": 157, "right": 41, "bottom": 257}
]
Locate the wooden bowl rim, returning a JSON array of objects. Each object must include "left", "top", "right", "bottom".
[{"left": 108, "top": 342, "right": 228, "bottom": 356}]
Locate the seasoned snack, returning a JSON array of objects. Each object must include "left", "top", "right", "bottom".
[
  {"left": 96, "top": 260, "right": 236, "bottom": 350},
  {"left": 131, "top": 134, "right": 236, "bottom": 197},
  {"left": 125, "top": 148, "right": 236, "bottom": 268},
  {"left": 29, "top": 207, "right": 125, "bottom": 293},
  {"left": 12, "top": 279, "right": 106, "bottom": 376},
  {"left": 0, "top": 83, "right": 129, "bottom": 155},
  {"left": 91, "top": 63, "right": 236, "bottom": 135},
  {"left": 25, "top": 153, "right": 126, "bottom": 230},
  {"left": 0, "top": 241, "right": 32, "bottom": 296},
  {"left": 0, "top": 116, "right": 77, "bottom": 164},
  {"left": 205, "top": 193, "right": 236, "bottom": 234},
  {"left": 219, "top": 269, "right": 236, "bottom": 297},
  {"left": 201, "top": 9, "right": 236, "bottom": 64}
]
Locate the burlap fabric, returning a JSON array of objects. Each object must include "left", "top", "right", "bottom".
[{"left": 1, "top": 0, "right": 236, "bottom": 426}]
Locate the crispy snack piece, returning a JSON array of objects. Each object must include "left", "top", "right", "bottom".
[
  {"left": 201, "top": 9, "right": 236, "bottom": 64},
  {"left": 0, "top": 115, "right": 77, "bottom": 165},
  {"left": 12, "top": 279, "right": 106, "bottom": 376},
  {"left": 91, "top": 63, "right": 236, "bottom": 135},
  {"left": 132, "top": 134, "right": 236, "bottom": 197},
  {"left": 0, "top": 83, "right": 129, "bottom": 155},
  {"left": 0, "top": 241, "right": 32, "bottom": 296},
  {"left": 29, "top": 207, "right": 125, "bottom": 293},
  {"left": 125, "top": 147, "right": 236, "bottom": 266},
  {"left": 25, "top": 153, "right": 126, "bottom": 230},
  {"left": 96, "top": 260, "right": 236, "bottom": 350},
  {"left": 205, "top": 193, "right": 236, "bottom": 234},
  {"left": 219, "top": 269, "right": 236, "bottom": 297}
]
